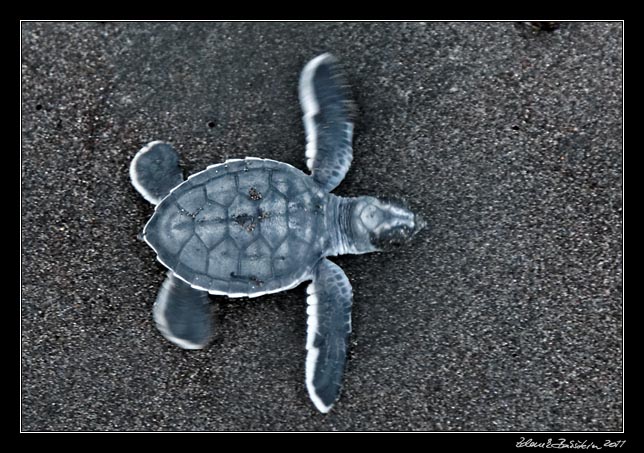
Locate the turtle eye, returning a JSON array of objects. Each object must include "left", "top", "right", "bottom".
[
  {"left": 369, "top": 225, "right": 409, "bottom": 250},
  {"left": 376, "top": 196, "right": 408, "bottom": 210}
]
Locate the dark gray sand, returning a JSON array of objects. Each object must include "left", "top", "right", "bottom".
[{"left": 21, "top": 22, "right": 622, "bottom": 431}]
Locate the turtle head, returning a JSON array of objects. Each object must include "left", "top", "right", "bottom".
[{"left": 347, "top": 196, "right": 426, "bottom": 253}]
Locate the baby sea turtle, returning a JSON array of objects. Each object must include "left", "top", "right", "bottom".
[{"left": 130, "top": 53, "right": 426, "bottom": 413}]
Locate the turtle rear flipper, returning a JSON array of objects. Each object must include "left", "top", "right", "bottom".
[
  {"left": 153, "top": 271, "right": 213, "bottom": 349},
  {"left": 130, "top": 141, "right": 184, "bottom": 205},
  {"left": 299, "top": 53, "right": 355, "bottom": 192},
  {"left": 305, "top": 258, "right": 353, "bottom": 413}
]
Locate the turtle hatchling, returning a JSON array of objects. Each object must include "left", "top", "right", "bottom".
[{"left": 130, "top": 53, "right": 426, "bottom": 413}]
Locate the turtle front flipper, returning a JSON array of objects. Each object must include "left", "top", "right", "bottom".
[
  {"left": 299, "top": 53, "right": 355, "bottom": 192},
  {"left": 153, "top": 271, "right": 214, "bottom": 349},
  {"left": 305, "top": 258, "right": 353, "bottom": 413},
  {"left": 130, "top": 141, "right": 184, "bottom": 205}
]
